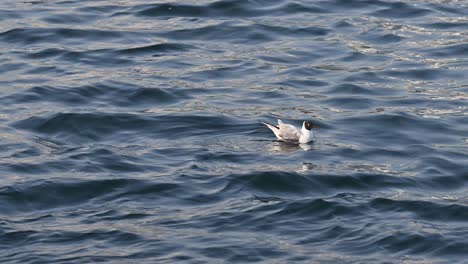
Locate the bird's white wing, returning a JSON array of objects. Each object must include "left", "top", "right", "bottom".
[{"left": 278, "top": 122, "right": 301, "bottom": 141}]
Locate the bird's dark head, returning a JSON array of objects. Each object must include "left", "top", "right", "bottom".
[{"left": 303, "top": 121, "right": 319, "bottom": 130}]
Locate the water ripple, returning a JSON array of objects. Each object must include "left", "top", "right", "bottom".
[{"left": 1, "top": 0, "right": 468, "bottom": 262}]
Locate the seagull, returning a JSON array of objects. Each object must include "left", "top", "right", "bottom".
[{"left": 262, "top": 119, "right": 318, "bottom": 144}]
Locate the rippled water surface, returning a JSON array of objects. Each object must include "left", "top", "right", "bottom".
[{"left": 1, "top": 0, "right": 468, "bottom": 263}]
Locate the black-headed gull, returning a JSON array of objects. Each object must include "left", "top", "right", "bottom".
[{"left": 262, "top": 119, "right": 318, "bottom": 144}]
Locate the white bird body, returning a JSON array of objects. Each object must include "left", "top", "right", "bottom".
[{"left": 262, "top": 119, "right": 316, "bottom": 144}]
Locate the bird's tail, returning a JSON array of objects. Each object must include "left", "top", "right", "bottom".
[
  {"left": 261, "top": 121, "right": 278, "bottom": 130},
  {"left": 261, "top": 121, "right": 281, "bottom": 140}
]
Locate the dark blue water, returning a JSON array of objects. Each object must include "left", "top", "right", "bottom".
[{"left": 1, "top": 0, "right": 467, "bottom": 263}]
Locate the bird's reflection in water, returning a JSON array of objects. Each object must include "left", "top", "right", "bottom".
[
  {"left": 267, "top": 140, "right": 315, "bottom": 153},
  {"left": 298, "top": 162, "right": 317, "bottom": 173}
]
